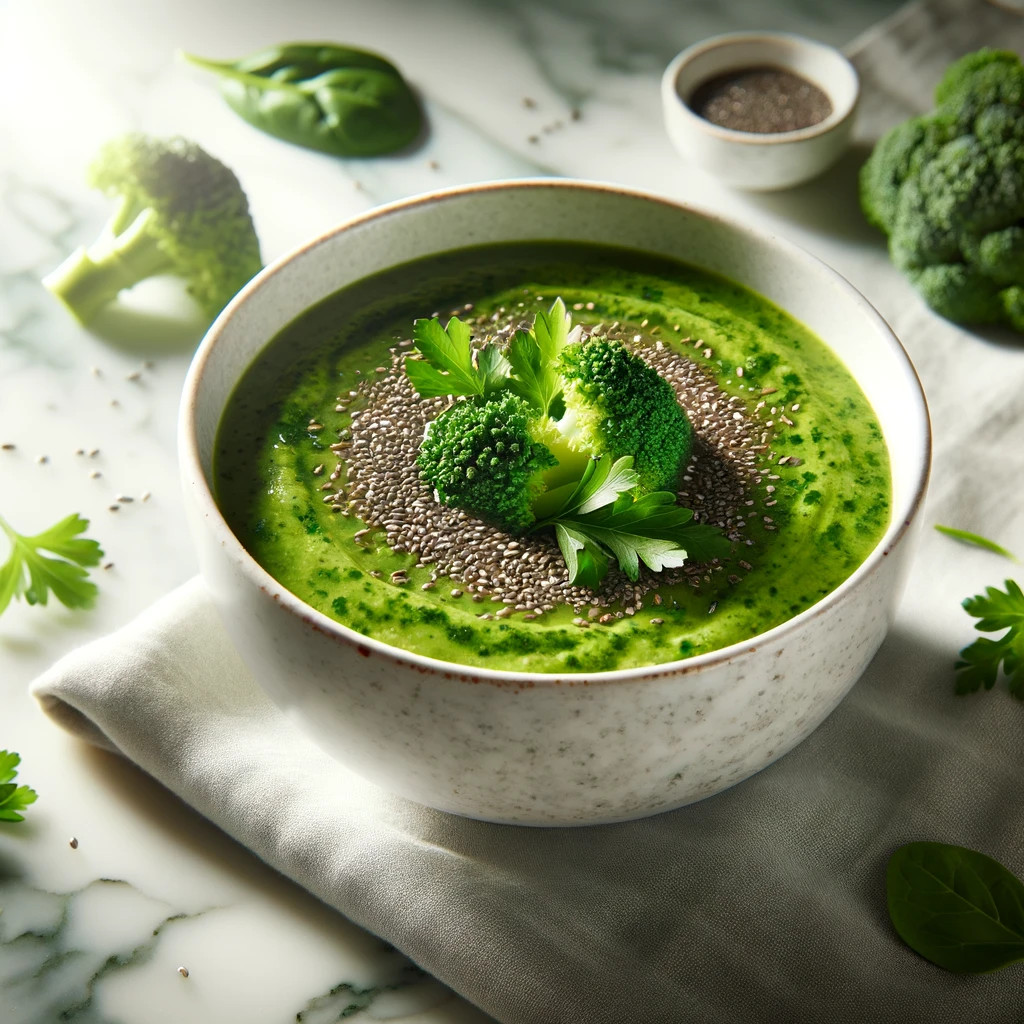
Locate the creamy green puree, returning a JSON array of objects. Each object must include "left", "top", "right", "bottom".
[{"left": 215, "top": 243, "right": 890, "bottom": 673}]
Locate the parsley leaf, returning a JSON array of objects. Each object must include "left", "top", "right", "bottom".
[
  {"left": 0, "top": 513, "right": 104, "bottom": 616},
  {"left": 955, "top": 579, "right": 1024, "bottom": 698},
  {"left": 507, "top": 297, "right": 576, "bottom": 416},
  {"left": 405, "top": 315, "right": 508, "bottom": 398},
  {"left": 0, "top": 750, "right": 38, "bottom": 823},
  {"left": 535, "top": 455, "right": 731, "bottom": 586}
]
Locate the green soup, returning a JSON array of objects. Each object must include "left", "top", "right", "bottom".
[{"left": 215, "top": 243, "right": 890, "bottom": 673}]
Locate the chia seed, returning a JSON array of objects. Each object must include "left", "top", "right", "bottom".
[{"left": 688, "top": 66, "right": 832, "bottom": 134}]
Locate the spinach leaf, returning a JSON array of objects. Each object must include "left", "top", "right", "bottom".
[
  {"left": 182, "top": 43, "right": 423, "bottom": 157},
  {"left": 886, "top": 841, "right": 1024, "bottom": 973}
]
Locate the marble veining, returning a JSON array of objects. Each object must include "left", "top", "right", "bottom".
[{"left": 1, "top": 0, "right": 909, "bottom": 1020}]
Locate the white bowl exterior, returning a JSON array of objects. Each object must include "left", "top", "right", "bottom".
[
  {"left": 662, "top": 33, "right": 860, "bottom": 191},
  {"left": 180, "top": 181, "right": 929, "bottom": 826}
]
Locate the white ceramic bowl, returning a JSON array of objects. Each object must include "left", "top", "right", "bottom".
[
  {"left": 662, "top": 32, "right": 860, "bottom": 190},
  {"left": 179, "top": 180, "right": 929, "bottom": 827}
]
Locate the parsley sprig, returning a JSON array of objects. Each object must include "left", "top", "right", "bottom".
[
  {"left": 405, "top": 314, "right": 510, "bottom": 398},
  {"left": 0, "top": 513, "right": 104, "bottom": 616},
  {"left": 0, "top": 751, "right": 38, "bottom": 823},
  {"left": 407, "top": 297, "right": 580, "bottom": 413},
  {"left": 955, "top": 579, "right": 1024, "bottom": 698},
  {"left": 506, "top": 298, "right": 576, "bottom": 417},
  {"left": 533, "top": 455, "right": 731, "bottom": 589}
]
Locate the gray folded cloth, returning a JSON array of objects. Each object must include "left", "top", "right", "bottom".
[{"left": 31, "top": 1, "right": 1024, "bottom": 1020}]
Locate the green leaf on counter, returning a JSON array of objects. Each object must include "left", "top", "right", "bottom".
[
  {"left": 0, "top": 513, "right": 103, "bottom": 617},
  {"left": 0, "top": 751, "right": 38, "bottom": 823},
  {"left": 181, "top": 43, "right": 423, "bottom": 157},
  {"left": 887, "top": 841, "right": 1024, "bottom": 973},
  {"left": 935, "top": 524, "right": 1017, "bottom": 561},
  {"left": 955, "top": 579, "right": 1024, "bottom": 698}
]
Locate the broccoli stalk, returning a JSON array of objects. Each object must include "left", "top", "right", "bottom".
[
  {"left": 859, "top": 48, "right": 1024, "bottom": 333},
  {"left": 44, "top": 134, "right": 262, "bottom": 324}
]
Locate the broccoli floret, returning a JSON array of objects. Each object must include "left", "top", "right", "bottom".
[
  {"left": 559, "top": 338, "right": 693, "bottom": 493},
  {"left": 44, "top": 133, "right": 262, "bottom": 324},
  {"left": 418, "top": 391, "right": 569, "bottom": 533},
  {"left": 859, "top": 48, "right": 1024, "bottom": 333}
]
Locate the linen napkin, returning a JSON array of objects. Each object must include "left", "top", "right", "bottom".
[{"left": 32, "top": 1, "right": 1024, "bottom": 1021}]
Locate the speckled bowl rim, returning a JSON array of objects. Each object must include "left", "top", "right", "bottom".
[
  {"left": 180, "top": 178, "right": 931, "bottom": 689},
  {"left": 662, "top": 31, "right": 860, "bottom": 145}
]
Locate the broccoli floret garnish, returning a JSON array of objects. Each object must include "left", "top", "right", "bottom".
[
  {"left": 859, "top": 48, "right": 1024, "bottom": 333},
  {"left": 418, "top": 392, "right": 561, "bottom": 534},
  {"left": 410, "top": 299, "right": 727, "bottom": 587},
  {"left": 44, "top": 133, "right": 262, "bottom": 324},
  {"left": 560, "top": 337, "right": 693, "bottom": 494}
]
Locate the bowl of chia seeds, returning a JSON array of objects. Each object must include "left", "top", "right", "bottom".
[
  {"left": 662, "top": 32, "right": 860, "bottom": 190},
  {"left": 179, "top": 180, "right": 929, "bottom": 826}
]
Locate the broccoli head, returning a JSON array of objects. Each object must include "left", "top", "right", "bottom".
[
  {"left": 44, "top": 133, "right": 262, "bottom": 324},
  {"left": 559, "top": 338, "right": 693, "bottom": 493},
  {"left": 418, "top": 391, "right": 562, "bottom": 534},
  {"left": 859, "top": 48, "right": 1024, "bottom": 332}
]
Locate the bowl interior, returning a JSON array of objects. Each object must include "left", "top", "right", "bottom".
[{"left": 183, "top": 180, "right": 928, "bottom": 670}]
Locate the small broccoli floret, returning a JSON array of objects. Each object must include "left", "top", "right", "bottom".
[
  {"left": 44, "top": 133, "right": 262, "bottom": 324},
  {"left": 859, "top": 48, "right": 1024, "bottom": 333},
  {"left": 558, "top": 338, "right": 693, "bottom": 493},
  {"left": 417, "top": 392, "right": 566, "bottom": 533}
]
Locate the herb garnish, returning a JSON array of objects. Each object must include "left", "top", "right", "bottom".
[
  {"left": 533, "top": 456, "right": 727, "bottom": 590},
  {"left": 181, "top": 43, "right": 423, "bottom": 157},
  {"left": 887, "top": 841, "right": 1024, "bottom": 973},
  {"left": 0, "top": 751, "right": 38, "bottom": 823},
  {"left": 955, "top": 579, "right": 1024, "bottom": 698},
  {"left": 0, "top": 513, "right": 104, "bottom": 617},
  {"left": 935, "top": 524, "right": 1017, "bottom": 561},
  {"left": 405, "top": 316, "right": 510, "bottom": 399}
]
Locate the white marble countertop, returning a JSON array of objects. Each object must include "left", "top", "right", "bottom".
[{"left": 0, "top": 0, "right": 977, "bottom": 1020}]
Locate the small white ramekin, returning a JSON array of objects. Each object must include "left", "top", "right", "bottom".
[{"left": 662, "top": 32, "right": 860, "bottom": 191}]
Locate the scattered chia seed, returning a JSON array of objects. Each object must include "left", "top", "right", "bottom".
[
  {"left": 177, "top": 967, "right": 190, "bottom": 979},
  {"left": 69, "top": 837, "right": 79, "bottom": 849},
  {"left": 2, "top": 443, "right": 15, "bottom": 451},
  {"left": 334, "top": 313, "right": 781, "bottom": 617}
]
